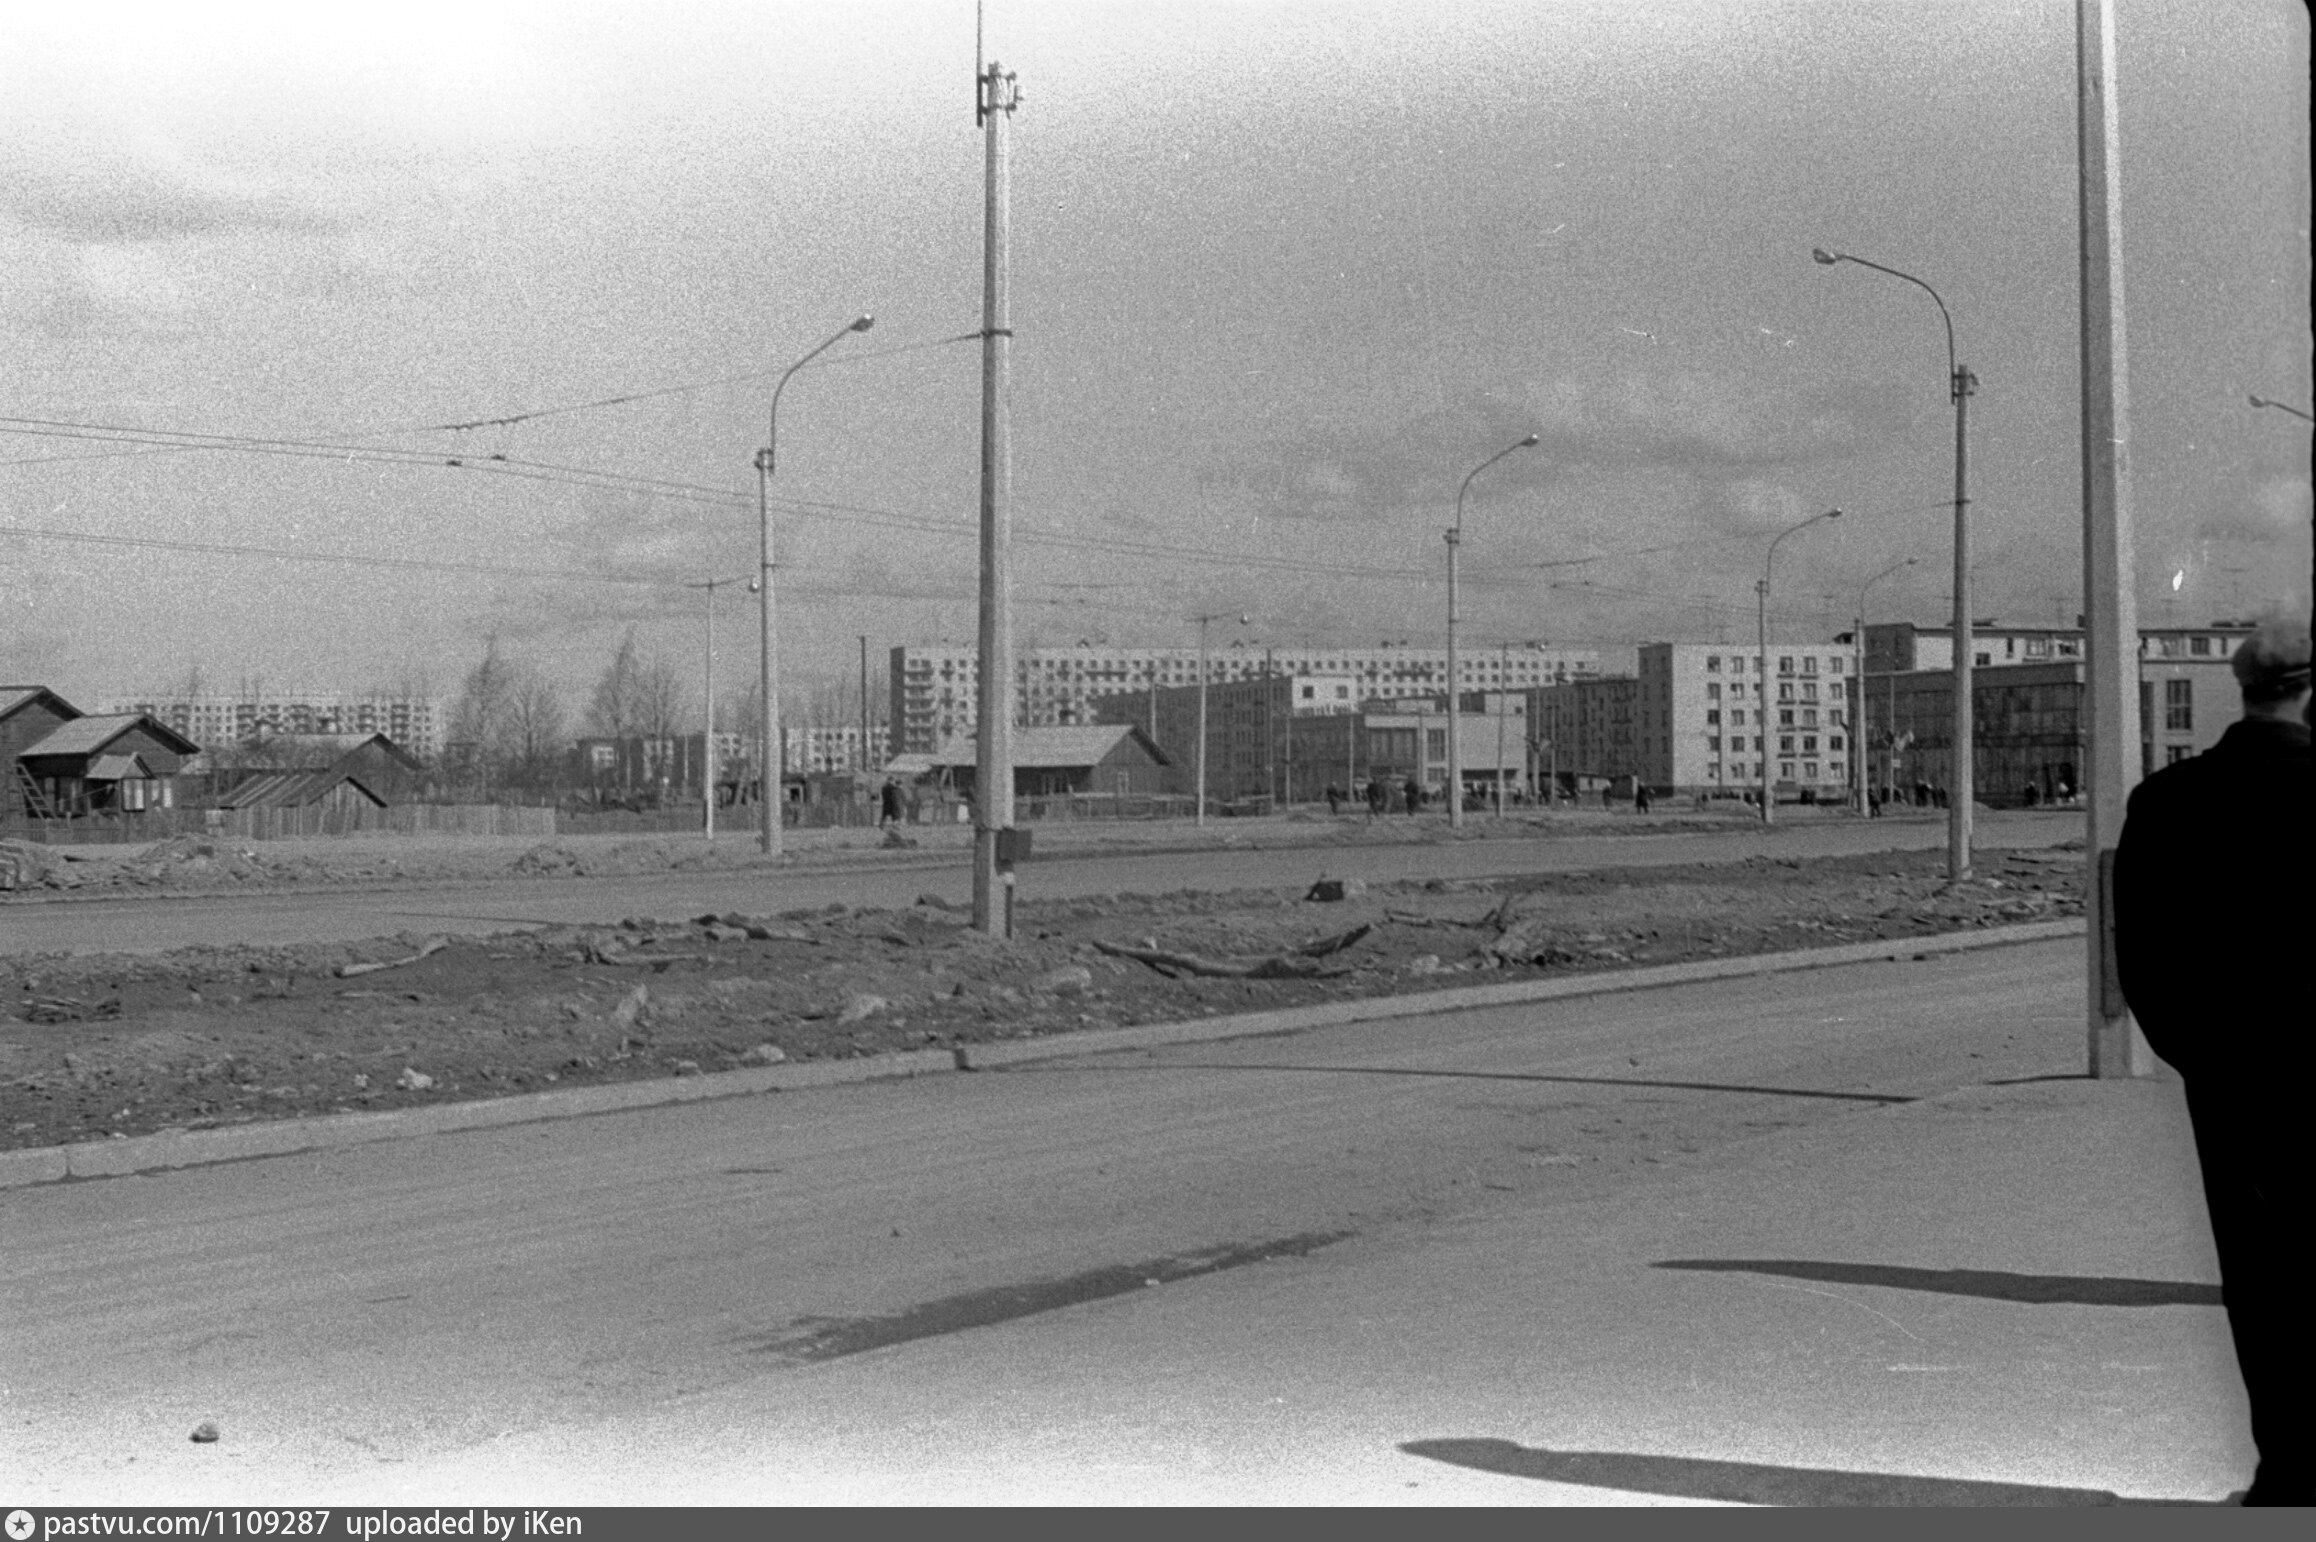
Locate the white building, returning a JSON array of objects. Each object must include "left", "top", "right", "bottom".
[
  {"left": 104, "top": 692, "right": 448, "bottom": 759},
  {"left": 1640, "top": 641, "right": 1855, "bottom": 797},
  {"left": 889, "top": 642, "right": 1601, "bottom": 755}
]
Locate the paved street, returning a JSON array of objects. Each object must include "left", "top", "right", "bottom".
[
  {"left": 2, "top": 809, "right": 2079, "bottom": 956},
  {"left": 1, "top": 936, "right": 2244, "bottom": 1503}
]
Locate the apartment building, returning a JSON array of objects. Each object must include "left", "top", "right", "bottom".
[
  {"left": 1863, "top": 619, "right": 2253, "bottom": 673},
  {"left": 1534, "top": 641, "right": 1857, "bottom": 799},
  {"left": 106, "top": 693, "right": 448, "bottom": 759},
  {"left": 890, "top": 642, "right": 1601, "bottom": 755}
]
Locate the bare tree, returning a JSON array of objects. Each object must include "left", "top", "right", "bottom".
[
  {"left": 504, "top": 662, "right": 569, "bottom": 795},
  {"left": 588, "top": 629, "right": 644, "bottom": 792},
  {"left": 448, "top": 637, "right": 517, "bottom": 792},
  {"left": 633, "top": 653, "right": 688, "bottom": 793}
]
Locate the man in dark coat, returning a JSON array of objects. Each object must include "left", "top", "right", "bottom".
[{"left": 2114, "top": 614, "right": 2311, "bottom": 1505}]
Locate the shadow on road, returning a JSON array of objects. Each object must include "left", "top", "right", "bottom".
[
  {"left": 1652, "top": 1258, "right": 2223, "bottom": 1307},
  {"left": 1399, "top": 1438, "right": 2217, "bottom": 1505}
]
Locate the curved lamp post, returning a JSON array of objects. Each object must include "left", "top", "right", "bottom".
[
  {"left": 2247, "top": 395, "right": 2315, "bottom": 603},
  {"left": 1852, "top": 556, "right": 1917, "bottom": 814},
  {"left": 1814, "top": 248, "right": 1976, "bottom": 877},
  {"left": 1446, "top": 434, "right": 1540, "bottom": 829},
  {"left": 755, "top": 314, "right": 874, "bottom": 856},
  {"left": 1755, "top": 507, "right": 1841, "bottom": 822}
]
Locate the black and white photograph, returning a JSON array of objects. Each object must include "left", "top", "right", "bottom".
[{"left": 3, "top": 0, "right": 2309, "bottom": 1508}]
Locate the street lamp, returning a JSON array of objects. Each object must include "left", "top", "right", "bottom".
[
  {"left": 1446, "top": 433, "right": 1540, "bottom": 829},
  {"left": 755, "top": 314, "right": 874, "bottom": 856},
  {"left": 1755, "top": 507, "right": 1842, "bottom": 822},
  {"left": 1852, "top": 556, "right": 1917, "bottom": 814},
  {"left": 2247, "top": 394, "right": 2315, "bottom": 605},
  {"left": 1814, "top": 247, "right": 1976, "bottom": 877}
]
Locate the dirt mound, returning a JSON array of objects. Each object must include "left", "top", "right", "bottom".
[{"left": 0, "top": 844, "right": 2084, "bottom": 1153}]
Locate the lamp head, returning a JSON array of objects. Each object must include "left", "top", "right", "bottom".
[
  {"left": 1824, "top": 508, "right": 1842, "bottom": 521},
  {"left": 2249, "top": 394, "right": 2271, "bottom": 408},
  {"left": 849, "top": 315, "right": 876, "bottom": 332},
  {"left": 1518, "top": 433, "right": 1540, "bottom": 447},
  {"left": 1811, "top": 248, "right": 1840, "bottom": 266}
]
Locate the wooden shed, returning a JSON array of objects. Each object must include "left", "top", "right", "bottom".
[
  {"left": 930, "top": 724, "right": 1173, "bottom": 799},
  {"left": 2, "top": 686, "right": 85, "bottom": 819}
]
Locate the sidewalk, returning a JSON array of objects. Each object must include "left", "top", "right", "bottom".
[{"left": 335, "top": 1069, "right": 2247, "bottom": 1504}]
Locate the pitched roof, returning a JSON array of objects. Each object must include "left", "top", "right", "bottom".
[
  {"left": 0, "top": 685, "right": 81, "bottom": 721},
  {"left": 19, "top": 713, "right": 201, "bottom": 759},
  {"left": 86, "top": 753, "right": 155, "bottom": 781},
  {"left": 216, "top": 769, "right": 387, "bottom": 809},
  {"left": 929, "top": 723, "right": 1170, "bottom": 769}
]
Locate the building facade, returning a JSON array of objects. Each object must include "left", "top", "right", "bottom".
[
  {"left": 1532, "top": 642, "right": 1857, "bottom": 799},
  {"left": 1872, "top": 649, "right": 2247, "bottom": 803},
  {"left": 890, "top": 641, "right": 1601, "bottom": 755},
  {"left": 1090, "top": 676, "right": 1526, "bottom": 806},
  {"left": 1862, "top": 620, "right": 2253, "bottom": 674}
]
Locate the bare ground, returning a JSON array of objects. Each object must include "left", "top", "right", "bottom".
[{"left": 0, "top": 841, "right": 2083, "bottom": 1152}]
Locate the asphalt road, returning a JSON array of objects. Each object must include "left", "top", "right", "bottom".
[
  {"left": 1, "top": 809, "right": 2081, "bottom": 956},
  {"left": 1, "top": 937, "right": 2139, "bottom": 1503}
]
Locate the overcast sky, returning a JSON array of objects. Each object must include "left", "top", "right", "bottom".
[{"left": 3, "top": 0, "right": 2308, "bottom": 713}]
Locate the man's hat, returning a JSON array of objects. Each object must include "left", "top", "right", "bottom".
[{"left": 2231, "top": 613, "right": 2312, "bottom": 703}]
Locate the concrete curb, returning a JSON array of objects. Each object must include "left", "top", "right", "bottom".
[{"left": 0, "top": 919, "right": 2083, "bottom": 1190}]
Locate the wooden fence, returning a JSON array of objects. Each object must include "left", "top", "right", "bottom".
[{"left": 2, "top": 803, "right": 556, "bottom": 846}]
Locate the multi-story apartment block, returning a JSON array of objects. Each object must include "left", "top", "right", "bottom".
[
  {"left": 105, "top": 693, "right": 448, "bottom": 759},
  {"left": 1534, "top": 641, "right": 1857, "bottom": 799},
  {"left": 1863, "top": 619, "right": 2254, "bottom": 673},
  {"left": 890, "top": 642, "right": 1600, "bottom": 755},
  {"left": 783, "top": 723, "right": 891, "bottom": 775}
]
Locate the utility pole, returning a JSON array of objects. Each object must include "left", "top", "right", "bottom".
[
  {"left": 1494, "top": 640, "right": 1510, "bottom": 816},
  {"left": 685, "top": 577, "right": 741, "bottom": 841},
  {"left": 971, "top": 53, "right": 1021, "bottom": 936},
  {"left": 2079, "top": 0, "right": 2148, "bottom": 1076}
]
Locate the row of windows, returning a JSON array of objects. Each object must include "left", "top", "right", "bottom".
[
  {"left": 1702, "top": 762, "right": 1844, "bottom": 780},
  {"left": 1701, "top": 655, "right": 1846, "bottom": 676},
  {"left": 1708, "top": 735, "right": 1845, "bottom": 754},
  {"left": 1705, "top": 681, "right": 1845, "bottom": 702}
]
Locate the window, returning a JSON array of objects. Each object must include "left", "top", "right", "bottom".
[
  {"left": 2164, "top": 678, "right": 2192, "bottom": 732},
  {"left": 1731, "top": 709, "right": 1746, "bottom": 726},
  {"left": 1801, "top": 709, "right": 1818, "bottom": 727},
  {"left": 1708, "top": 736, "right": 1721, "bottom": 751},
  {"left": 1425, "top": 728, "right": 1447, "bottom": 759},
  {"left": 1779, "top": 709, "right": 1795, "bottom": 727},
  {"left": 2166, "top": 744, "right": 2192, "bottom": 765},
  {"left": 1975, "top": 652, "right": 1992, "bottom": 666},
  {"left": 1802, "top": 656, "right": 1818, "bottom": 675},
  {"left": 1779, "top": 761, "right": 1795, "bottom": 779},
  {"left": 1803, "top": 761, "right": 1820, "bottom": 780},
  {"left": 1801, "top": 683, "right": 1819, "bottom": 702},
  {"left": 1779, "top": 656, "right": 1795, "bottom": 675},
  {"left": 1706, "top": 682, "right": 1721, "bottom": 699},
  {"left": 2190, "top": 635, "right": 2211, "bottom": 656},
  {"left": 1730, "top": 735, "right": 1746, "bottom": 752},
  {"left": 1705, "top": 655, "right": 1721, "bottom": 672},
  {"left": 1830, "top": 658, "right": 1844, "bottom": 674},
  {"left": 1802, "top": 736, "right": 1819, "bottom": 753},
  {"left": 1706, "top": 709, "right": 1721, "bottom": 725},
  {"left": 1779, "top": 683, "right": 1795, "bottom": 701},
  {"left": 1779, "top": 736, "right": 1795, "bottom": 754},
  {"left": 1831, "top": 735, "right": 1845, "bottom": 751}
]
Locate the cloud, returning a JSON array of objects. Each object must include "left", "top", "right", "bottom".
[
  {"left": 2195, "top": 475, "right": 2313, "bottom": 543},
  {"left": 1201, "top": 371, "right": 1909, "bottom": 530},
  {"left": 4, "top": 166, "right": 342, "bottom": 246}
]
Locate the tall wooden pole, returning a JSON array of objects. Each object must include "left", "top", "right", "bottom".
[
  {"left": 972, "top": 59, "right": 1020, "bottom": 935},
  {"left": 2079, "top": 0, "right": 2149, "bottom": 1076}
]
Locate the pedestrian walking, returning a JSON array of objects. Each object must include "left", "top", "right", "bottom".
[
  {"left": 1325, "top": 784, "right": 1344, "bottom": 816},
  {"left": 1365, "top": 777, "right": 1386, "bottom": 820},
  {"left": 1404, "top": 776, "right": 1423, "bottom": 815},
  {"left": 878, "top": 778, "right": 903, "bottom": 827},
  {"left": 1634, "top": 784, "right": 1652, "bottom": 814},
  {"left": 2114, "top": 613, "right": 2312, "bottom": 1505}
]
